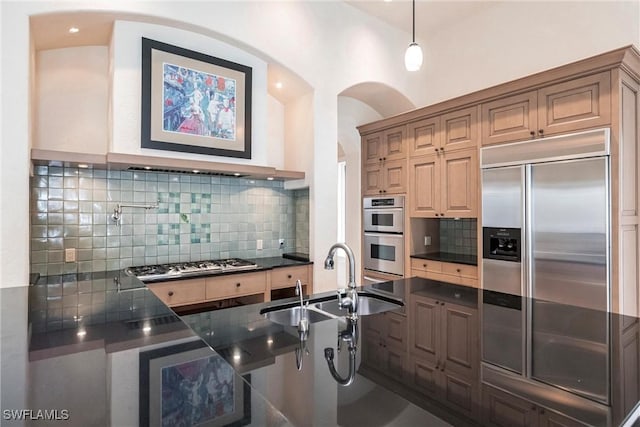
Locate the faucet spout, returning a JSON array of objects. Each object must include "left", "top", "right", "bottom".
[{"left": 324, "top": 243, "right": 357, "bottom": 289}]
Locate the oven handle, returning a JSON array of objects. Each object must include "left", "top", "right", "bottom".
[{"left": 364, "top": 232, "right": 404, "bottom": 239}]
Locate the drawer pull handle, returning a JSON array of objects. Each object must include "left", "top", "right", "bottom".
[
  {"left": 168, "top": 291, "right": 174, "bottom": 297},
  {"left": 287, "top": 274, "right": 292, "bottom": 279},
  {"left": 236, "top": 283, "right": 241, "bottom": 287},
  {"left": 456, "top": 268, "right": 461, "bottom": 273},
  {"left": 423, "top": 264, "right": 427, "bottom": 268}
]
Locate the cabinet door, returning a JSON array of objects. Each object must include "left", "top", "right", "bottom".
[
  {"left": 410, "top": 296, "right": 440, "bottom": 366},
  {"left": 384, "top": 345, "right": 407, "bottom": 380},
  {"left": 538, "top": 71, "right": 611, "bottom": 136},
  {"left": 538, "top": 408, "right": 588, "bottom": 427},
  {"left": 270, "top": 265, "right": 309, "bottom": 290},
  {"left": 363, "top": 132, "right": 384, "bottom": 164},
  {"left": 205, "top": 271, "right": 267, "bottom": 300},
  {"left": 407, "top": 116, "right": 441, "bottom": 157},
  {"left": 441, "top": 148, "right": 478, "bottom": 217},
  {"left": 409, "top": 154, "right": 440, "bottom": 217},
  {"left": 385, "top": 311, "right": 407, "bottom": 350},
  {"left": 440, "top": 302, "right": 478, "bottom": 380},
  {"left": 441, "top": 106, "right": 479, "bottom": 151},
  {"left": 482, "top": 385, "right": 538, "bottom": 427},
  {"left": 410, "top": 357, "right": 440, "bottom": 400},
  {"left": 383, "top": 125, "right": 407, "bottom": 161},
  {"left": 482, "top": 91, "right": 538, "bottom": 145},
  {"left": 382, "top": 159, "right": 406, "bottom": 194},
  {"left": 363, "top": 163, "right": 384, "bottom": 196},
  {"left": 147, "top": 278, "right": 206, "bottom": 307},
  {"left": 439, "top": 369, "right": 479, "bottom": 419}
]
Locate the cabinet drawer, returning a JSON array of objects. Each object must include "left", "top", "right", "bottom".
[
  {"left": 147, "top": 278, "right": 206, "bottom": 307},
  {"left": 442, "top": 263, "right": 477, "bottom": 278},
  {"left": 206, "top": 271, "right": 267, "bottom": 300},
  {"left": 411, "top": 258, "right": 443, "bottom": 273},
  {"left": 271, "top": 265, "right": 309, "bottom": 289}
]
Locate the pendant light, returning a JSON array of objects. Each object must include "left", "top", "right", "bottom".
[{"left": 404, "top": 0, "right": 423, "bottom": 71}]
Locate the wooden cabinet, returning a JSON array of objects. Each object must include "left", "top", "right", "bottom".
[
  {"left": 407, "top": 106, "right": 479, "bottom": 157},
  {"left": 363, "top": 125, "right": 407, "bottom": 164},
  {"left": 482, "top": 72, "right": 611, "bottom": 145},
  {"left": 482, "top": 385, "right": 587, "bottom": 427},
  {"left": 409, "top": 148, "right": 477, "bottom": 218},
  {"left": 270, "top": 265, "right": 310, "bottom": 290},
  {"left": 147, "top": 278, "right": 206, "bottom": 307},
  {"left": 408, "top": 294, "right": 479, "bottom": 417},
  {"left": 205, "top": 271, "right": 267, "bottom": 300},
  {"left": 410, "top": 258, "right": 478, "bottom": 288},
  {"left": 361, "top": 311, "right": 407, "bottom": 380},
  {"left": 363, "top": 158, "right": 406, "bottom": 196},
  {"left": 362, "top": 125, "right": 407, "bottom": 196}
]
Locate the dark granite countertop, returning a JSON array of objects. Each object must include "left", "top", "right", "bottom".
[
  {"left": 412, "top": 252, "right": 478, "bottom": 266},
  {"left": 4, "top": 271, "right": 640, "bottom": 426}
]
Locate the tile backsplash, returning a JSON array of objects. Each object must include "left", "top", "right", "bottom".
[
  {"left": 439, "top": 218, "right": 477, "bottom": 256},
  {"left": 30, "top": 166, "right": 307, "bottom": 275}
]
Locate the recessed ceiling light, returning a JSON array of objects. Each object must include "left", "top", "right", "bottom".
[
  {"left": 267, "top": 177, "right": 274, "bottom": 181},
  {"left": 193, "top": 169, "right": 200, "bottom": 174},
  {"left": 77, "top": 164, "right": 89, "bottom": 169},
  {"left": 69, "top": 27, "right": 80, "bottom": 34},
  {"left": 233, "top": 173, "right": 241, "bottom": 177},
  {"left": 144, "top": 166, "right": 152, "bottom": 170},
  {"left": 275, "top": 81, "right": 283, "bottom": 89}
]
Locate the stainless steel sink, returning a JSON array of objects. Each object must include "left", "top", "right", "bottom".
[
  {"left": 312, "top": 293, "right": 403, "bottom": 317},
  {"left": 262, "top": 306, "right": 333, "bottom": 326}
]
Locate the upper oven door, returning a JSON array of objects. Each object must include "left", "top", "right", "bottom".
[
  {"left": 364, "top": 208, "right": 404, "bottom": 233},
  {"left": 363, "top": 233, "right": 404, "bottom": 276}
]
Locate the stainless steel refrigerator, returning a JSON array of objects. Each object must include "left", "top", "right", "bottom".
[{"left": 480, "top": 128, "right": 610, "bottom": 406}]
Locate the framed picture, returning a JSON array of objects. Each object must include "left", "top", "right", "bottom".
[
  {"left": 141, "top": 37, "right": 252, "bottom": 159},
  {"left": 139, "top": 339, "right": 251, "bottom": 427}
]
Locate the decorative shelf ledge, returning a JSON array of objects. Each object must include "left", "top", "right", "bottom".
[{"left": 30, "top": 149, "right": 305, "bottom": 181}]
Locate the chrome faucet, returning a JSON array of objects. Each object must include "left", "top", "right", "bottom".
[
  {"left": 324, "top": 243, "right": 358, "bottom": 319},
  {"left": 295, "top": 279, "right": 308, "bottom": 333}
]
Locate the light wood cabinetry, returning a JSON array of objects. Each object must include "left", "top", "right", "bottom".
[
  {"left": 362, "top": 125, "right": 407, "bottom": 196},
  {"left": 407, "top": 106, "right": 479, "bottom": 157},
  {"left": 482, "top": 384, "right": 587, "bottom": 427},
  {"left": 482, "top": 72, "right": 611, "bottom": 146},
  {"left": 148, "top": 264, "right": 313, "bottom": 308},
  {"left": 408, "top": 147, "right": 477, "bottom": 218},
  {"left": 147, "top": 278, "right": 206, "bottom": 307},
  {"left": 205, "top": 271, "right": 267, "bottom": 300},
  {"left": 410, "top": 258, "right": 479, "bottom": 287},
  {"left": 361, "top": 311, "right": 407, "bottom": 380},
  {"left": 408, "top": 293, "right": 479, "bottom": 417}
]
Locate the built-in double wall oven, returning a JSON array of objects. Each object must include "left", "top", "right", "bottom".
[{"left": 363, "top": 196, "right": 404, "bottom": 277}]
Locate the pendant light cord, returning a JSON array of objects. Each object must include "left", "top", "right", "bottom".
[{"left": 412, "top": 0, "right": 416, "bottom": 43}]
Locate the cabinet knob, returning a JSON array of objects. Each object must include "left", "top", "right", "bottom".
[
  {"left": 441, "top": 302, "right": 445, "bottom": 306},
  {"left": 379, "top": 157, "right": 383, "bottom": 162},
  {"left": 287, "top": 274, "right": 292, "bottom": 279},
  {"left": 434, "top": 148, "right": 439, "bottom": 152},
  {"left": 236, "top": 282, "right": 241, "bottom": 287},
  {"left": 440, "top": 148, "right": 445, "bottom": 153},
  {"left": 530, "top": 131, "right": 535, "bottom": 137},
  {"left": 435, "top": 213, "right": 439, "bottom": 217},
  {"left": 423, "top": 264, "right": 427, "bottom": 268},
  {"left": 538, "top": 129, "right": 544, "bottom": 135},
  {"left": 539, "top": 408, "right": 545, "bottom": 415},
  {"left": 168, "top": 291, "right": 174, "bottom": 297},
  {"left": 382, "top": 190, "right": 386, "bottom": 193},
  {"left": 456, "top": 268, "right": 461, "bottom": 273},
  {"left": 383, "top": 157, "right": 386, "bottom": 161},
  {"left": 379, "top": 190, "right": 383, "bottom": 194},
  {"left": 531, "top": 405, "right": 537, "bottom": 411}
]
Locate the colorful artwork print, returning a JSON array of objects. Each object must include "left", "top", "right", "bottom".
[
  {"left": 160, "top": 354, "right": 236, "bottom": 426},
  {"left": 163, "top": 62, "right": 237, "bottom": 141}
]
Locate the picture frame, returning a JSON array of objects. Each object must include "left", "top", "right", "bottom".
[
  {"left": 141, "top": 37, "right": 252, "bottom": 159},
  {"left": 139, "top": 339, "right": 251, "bottom": 427}
]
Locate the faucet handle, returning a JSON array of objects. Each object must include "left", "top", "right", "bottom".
[{"left": 337, "top": 289, "right": 345, "bottom": 309}]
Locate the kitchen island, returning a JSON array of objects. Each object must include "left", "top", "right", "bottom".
[{"left": 2, "top": 269, "right": 640, "bottom": 426}]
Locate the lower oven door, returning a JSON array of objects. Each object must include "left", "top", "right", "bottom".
[{"left": 363, "top": 233, "right": 404, "bottom": 276}]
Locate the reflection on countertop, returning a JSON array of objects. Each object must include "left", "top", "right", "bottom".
[{"left": 411, "top": 252, "right": 478, "bottom": 266}]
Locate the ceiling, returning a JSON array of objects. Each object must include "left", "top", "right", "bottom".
[
  {"left": 28, "top": 2, "right": 493, "bottom": 110},
  {"left": 345, "top": 0, "right": 497, "bottom": 42}
]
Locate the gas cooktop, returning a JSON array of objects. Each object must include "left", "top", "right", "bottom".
[{"left": 125, "top": 258, "right": 259, "bottom": 282}]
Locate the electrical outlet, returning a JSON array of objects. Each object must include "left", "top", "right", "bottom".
[
  {"left": 278, "top": 239, "right": 285, "bottom": 248},
  {"left": 257, "top": 239, "right": 263, "bottom": 250},
  {"left": 424, "top": 236, "right": 432, "bottom": 246},
  {"left": 65, "top": 248, "right": 76, "bottom": 263}
]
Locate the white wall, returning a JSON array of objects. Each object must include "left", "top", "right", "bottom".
[
  {"left": 35, "top": 46, "right": 109, "bottom": 154},
  {"left": 267, "top": 95, "right": 285, "bottom": 170}
]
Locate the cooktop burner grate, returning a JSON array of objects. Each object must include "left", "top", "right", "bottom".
[{"left": 125, "top": 258, "right": 258, "bottom": 281}]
